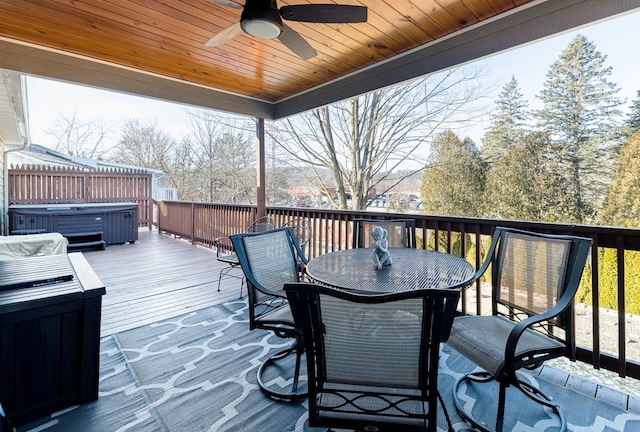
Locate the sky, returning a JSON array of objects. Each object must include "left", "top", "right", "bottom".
[{"left": 24, "top": 9, "right": 640, "bottom": 151}]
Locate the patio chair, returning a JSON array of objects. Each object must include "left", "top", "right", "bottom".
[
  {"left": 230, "top": 227, "right": 309, "bottom": 401},
  {"left": 281, "top": 217, "right": 312, "bottom": 250},
  {"left": 284, "top": 282, "right": 460, "bottom": 432},
  {"left": 352, "top": 218, "right": 416, "bottom": 249},
  {"left": 281, "top": 217, "right": 312, "bottom": 276},
  {"left": 214, "top": 215, "right": 275, "bottom": 297},
  {"left": 447, "top": 227, "right": 592, "bottom": 432}
]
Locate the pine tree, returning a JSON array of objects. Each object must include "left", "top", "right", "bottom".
[
  {"left": 599, "top": 131, "right": 640, "bottom": 227},
  {"left": 482, "top": 76, "right": 529, "bottom": 165},
  {"left": 537, "top": 34, "right": 624, "bottom": 223},
  {"left": 420, "top": 130, "right": 486, "bottom": 217},
  {"left": 484, "top": 132, "right": 573, "bottom": 222},
  {"left": 626, "top": 90, "right": 640, "bottom": 137}
]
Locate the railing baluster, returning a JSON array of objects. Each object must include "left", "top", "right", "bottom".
[
  {"left": 592, "top": 237, "right": 601, "bottom": 370},
  {"left": 617, "top": 234, "right": 626, "bottom": 378}
]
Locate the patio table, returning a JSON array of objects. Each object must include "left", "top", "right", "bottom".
[{"left": 306, "top": 248, "right": 474, "bottom": 293}]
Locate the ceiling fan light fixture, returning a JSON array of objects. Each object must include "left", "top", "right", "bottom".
[
  {"left": 240, "top": 3, "right": 284, "bottom": 39},
  {"left": 241, "top": 18, "right": 283, "bottom": 39}
]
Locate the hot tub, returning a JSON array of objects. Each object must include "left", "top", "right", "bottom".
[{"left": 8, "top": 202, "right": 138, "bottom": 246}]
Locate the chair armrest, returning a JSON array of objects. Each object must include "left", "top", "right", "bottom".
[{"left": 503, "top": 300, "right": 574, "bottom": 369}]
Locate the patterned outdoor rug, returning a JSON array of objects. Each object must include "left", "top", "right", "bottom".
[{"left": 15, "top": 300, "right": 640, "bottom": 432}]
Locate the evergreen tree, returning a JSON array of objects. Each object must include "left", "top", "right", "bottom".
[
  {"left": 599, "top": 131, "right": 640, "bottom": 227},
  {"left": 420, "top": 130, "right": 486, "bottom": 217},
  {"left": 625, "top": 90, "right": 640, "bottom": 137},
  {"left": 590, "top": 131, "right": 640, "bottom": 316},
  {"left": 484, "top": 132, "right": 572, "bottom": 222},
  {"left": 537, "top": 34, "right": 624, "bottom": 223},
  {"left": 482, "top": 76, "right": 529, "bottom": 165}
]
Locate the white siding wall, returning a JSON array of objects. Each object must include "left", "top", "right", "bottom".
[
  {"left": 0, "top": 72, "right": 29, "bottom": 235},
  {"left": 0, "top": 142, "right": 4, "bottom": 234}
]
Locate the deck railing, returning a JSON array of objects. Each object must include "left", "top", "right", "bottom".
[{"left": 156, "top": 200, "right": 640, "bottom": 381}]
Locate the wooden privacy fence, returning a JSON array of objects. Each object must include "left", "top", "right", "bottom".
[{"left": 8, "top": 165, "right": 152, "bottom": 227}]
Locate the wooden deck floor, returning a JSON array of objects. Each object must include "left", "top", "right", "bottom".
[{"left": 82, "top": 229, "right": 243, "bottom": 336}]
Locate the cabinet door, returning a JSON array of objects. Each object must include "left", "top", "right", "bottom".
[{"left": 0, "top": 301, "right": 83, "bottom": 424}]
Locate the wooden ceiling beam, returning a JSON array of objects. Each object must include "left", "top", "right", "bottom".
[{"left": 0, "top": 39, "right": 275, "bottom": 119}]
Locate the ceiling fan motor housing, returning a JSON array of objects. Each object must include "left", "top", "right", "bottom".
[{"left": 240, "top": 0, "right": 284, "bottom": 39}]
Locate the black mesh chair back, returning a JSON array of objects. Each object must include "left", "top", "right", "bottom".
[
  {"left": 231, "top": 227, "right": 308, "bottom": 400},
  {"left": 214, "top": 215, "right": 275, "bottom": 296},
  {"left": 494, "top": 229, "right": 574, "bottom": 330},
  {"left": 447, "top": 227, "right": 592, "bottom": 432},
  {"left": 235, "top": 227, "right": 302, "bottom": 322},
  {"left": 285, "top": 282, "right": 460, "bottom": 432},
  {"left": 352, "top": 218, "right": 417, "bottom": 249}
]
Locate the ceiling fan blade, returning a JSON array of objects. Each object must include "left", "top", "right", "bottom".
[
  {"left": 204, "top": 22, "right": 243, "bottom": 47},
  {"left": 278, "top": 23, "right": 317, "bottom": 60},
  {"left": 206, "top": 0, "right": 243, "bottom": 9},
  {"left": 280, "top": 5, "right": 367, "bottom": 23}
]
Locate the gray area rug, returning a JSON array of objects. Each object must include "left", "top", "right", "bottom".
[{"left": 16, "top": 301, "right": 640, "bottom": 432}]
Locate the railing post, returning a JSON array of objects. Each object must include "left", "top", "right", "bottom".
[{"left": 256, "top": 118, "right": 267, "bottom": 219}]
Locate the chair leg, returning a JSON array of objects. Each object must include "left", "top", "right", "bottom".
[
  {"left": 515, "top": 379, "right": 567, "bottom": 431},
  {"left": 452, "top": 371, "right": 495, "bottom": 432},
  {"left": 217, "top": 266, "right": 233, "bottom": 292},
  {"left": 256, "top": 340, "right": 307, "bottom": 401},
  {"left": 453, "top": 371, "right": 567, "bottom": 432},
  {"left": 217, "top": 268, "right": 223, "bottom": 292},
  {"left": 217, "top": 264, "right": 245, "bottom": 297},
  {"left": 437, "top": 391, "right": 455, "bottom": 432},
  {"left": 496, "top": 380, "right": 506, "bottom": 432},
  {"left": 291, "top": 339, "right": 303, "bottom": 393}
]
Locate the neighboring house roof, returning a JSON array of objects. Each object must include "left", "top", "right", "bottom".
[{"left": 7, "top": 142, "right": 166, "bottom": 176}]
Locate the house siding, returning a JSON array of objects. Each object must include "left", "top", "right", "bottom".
[{"left": 0, "top": 145, "right": 4, "bottom": 235}]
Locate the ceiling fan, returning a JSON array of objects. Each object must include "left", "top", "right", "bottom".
[{"left": 205, "top": 0, "right": 368, "bottom": 60}]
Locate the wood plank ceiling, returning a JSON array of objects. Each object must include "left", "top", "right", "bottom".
[{"left": 0, "top": 1, "right": 637, "bottom": 119}]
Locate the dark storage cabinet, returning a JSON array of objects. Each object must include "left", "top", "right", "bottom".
[
  {"left": 8, "top": 202, "right": 138, "bottom": 246},
  {"left": 0, "top": 254, "right": 105, "bottom": 425}
]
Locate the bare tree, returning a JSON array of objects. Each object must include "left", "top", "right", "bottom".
[
  {"left": 112, "top": 119, "right": 175, "bottom": 171},
  {"left": 169, "top": 139, "right": 198, "bottom": 201},
  {"left": 264, "top": 139, "right": 291, "bottom": 205},
  {"left": 46, "top": 111, "right": 115, "bottom": 158},
  {"left": 268, "top": 66, "right": 489, "bottom": 210},
  {"left": 178, "top": 110, "right": 256, "bottom": 203}
]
